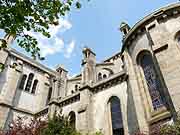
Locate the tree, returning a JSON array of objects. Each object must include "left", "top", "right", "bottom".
[
  {"left": 133, "top": 115, "right": 180, "bottom": 135},
  {"left": 0, "top": 0, "right": 83, "bottom": 60},
  {"left": 0, "top": 114, "right": 103, "bottom": 135},
  {"left": 0, "top": 116, "right": 47, "bottom": 135},
  {"left": 42, "top": 113, "right": 80, "bottom": 135}
]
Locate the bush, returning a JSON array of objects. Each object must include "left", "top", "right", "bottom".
[{"left": 0, "top": 116, "right": 47, "bottom": 135}]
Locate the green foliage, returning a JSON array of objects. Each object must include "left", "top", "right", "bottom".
[
  {"left": 134, "top": 115, "right": 180, "bottom": 135},
  {"left": 0, "top": 63, "right": 4, "bottom": 73},
  {"left": 0, "top": 0, "right": 86, "bottom": 60},
  {"left": 94, "top": 131, "right": 103, "bottom": 135},
  {"left": 160, "top": 117, "right": 180, "bottom": 135},
  {"left": 41, "top": 113, "right": 80, "bottom": 135}
]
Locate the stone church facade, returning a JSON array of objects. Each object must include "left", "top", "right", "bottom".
[{"left": 1, "top": 2, "right": 180, "bottom": 135}]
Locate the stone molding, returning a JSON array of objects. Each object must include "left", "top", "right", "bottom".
[
  {"left": 49, "top": 71, "right": 127, "bottom": 108},
  {"left": 104, "top": 52, "right": 121, "bottom": 62},
  {"left": 96, "top": 62, "right": 114, "bottom": 67},
  {"left": 49, "top": 92, "right": 80, "bottom": 108},
  {"left": 0, "top": 102, "right": 49, "bottom": 117},
  {"left": 79, "top": 70, "right": 128, "bottom": 93},
  {"left": 6, "top": 48, "right": 57, "bottom": 76},
  {"left": 34, "top": 107, "right": 49, "bottom": 118}
]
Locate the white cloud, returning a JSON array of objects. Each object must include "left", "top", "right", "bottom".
[
  {"left": 25, "top": 18, "right": 72, "bottom": 57},
  {"left": 64, "top": 40, "right": 75, "bottom": 58}
]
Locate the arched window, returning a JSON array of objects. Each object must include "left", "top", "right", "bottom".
[
  {"left": 31, "top": 79, "right": 38, "bottom": 94},
  {"left": 139, "top": 52, "right": 164, "bottom": 110},
  {"left": 175, "top": 31, "right": 180, "bottom": 45},
  {"left": 103, "top": 74, "right": 107, "bottom": 79},
  {"left": 109, "top": 96, "right": 124, "bottom": 135},
  {"left": 177, "top": 36, "right": 180, "bottom": 44},
  {"left": 46, "top": 87, "right": 52, "bottom": 105},
  {"left": 19, "top": 74, "right": 27, "bottom": 90},
  {"left": 69, "top": 111, "right": 76, "bottom": 129},
  {"left": 25, "top": 73, "right": 34, "bottom": 92},
  {"left": 98, "top": 72, "right": 102, "bottom": 80},
  {"left": 75, "top": 84, "right": 78, "bottom": 91}
]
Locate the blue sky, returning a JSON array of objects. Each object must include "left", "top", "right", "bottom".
[{"left": 3, "top": 0, "right": 178, "bottom": 76}]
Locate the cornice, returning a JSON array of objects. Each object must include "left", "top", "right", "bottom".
[
  {"left": 7, "top": 48, "right": 57, "bottom": 76},
  {"left": 0, "top": 101, "right": 49, "bottom": 117},
  {"left": 96, "top": 62, "right": 114, "bottom": 67},
  {"left": 79, "top": 70, "right": 128, "bottom": 93},
  {"left": 49, "top": 92, "right": 80, "bottom": 108},
  {"left": 34, "top": 107, "right": 49, "bottom": 118},
  {"left": 91, "top": 71, "right": 128, "bottom": 94},
  {"left": 103, "top": 52, "right": 121, "bottom": 62},
  {"left": 59, "top": 93, "right": 80, "bottom": 107}
]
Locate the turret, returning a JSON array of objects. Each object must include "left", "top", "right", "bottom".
[
  {"left": 119, "top": 21, "right": 131, "bottom": 38},
  {"left": 81, "top": 47, "right": 96, "bottom": 85}
]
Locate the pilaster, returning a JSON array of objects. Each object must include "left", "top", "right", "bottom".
[
  {"left": 0, "top": 60, "right": 22, "bottom": 129},
  {"left": 123, "top": 49, "right": 149, "bottom": 133},
  {"left": 78, "top": 86, "right": 93, "bottom": 134}
]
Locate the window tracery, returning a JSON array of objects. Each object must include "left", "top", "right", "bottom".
[{"left": 140, "top": 53, "right": 164, "bottom": 110}]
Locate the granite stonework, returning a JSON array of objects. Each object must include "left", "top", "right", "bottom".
[{"left": 1, "top": 2, "right": 180, "bottom": 135}]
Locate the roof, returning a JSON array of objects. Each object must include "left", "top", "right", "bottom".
[{"left": 8, "top": 48, "right": 58, "bottom": 76}]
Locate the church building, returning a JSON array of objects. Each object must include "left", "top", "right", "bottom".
[{"left": 1, "top": 2, "right": 180, "bottom": 135}]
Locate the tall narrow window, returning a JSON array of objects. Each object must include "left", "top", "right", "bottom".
[
  {"left": 46, "top": 87, "right": 52, "bottom": 105},
  {"left": 75, "top": 85, "right": 78, "bottom": 91},
  {"left": 19, "top": 74, "right": 27, "bottom": 90},
  {"left": 109, "top": 96, "right": 124, "bottom": 135},
  {"left": 103, "top": 74, "right": 107, "bottom": 79},
  {"left": 98, "top": 72, "right": 102, "bottom": 80},
  {"left": 69, "top": 111, "right": 76, "bottom": 129},
  {"left": 25, "top": 73, "right": 34, "bottom": 92},
  {"left": 31, "top": 79, "right": 38, "bottom": 94},
  {"left": 140, "top": 53, "right": 164, "bottom": 110}
]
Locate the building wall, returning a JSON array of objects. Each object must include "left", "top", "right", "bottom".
[
  {"left": 91, "top": 82, "right": 128, "bottom": 135},
  {"left": 1, "top": 3, "right": 180, "bottom": 135}
]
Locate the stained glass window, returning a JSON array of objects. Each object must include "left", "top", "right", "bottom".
[
  {"left": 140, "top": 54, "right": 164, "bottom": 110},
  {"left": 109, "top": 96, "right": 124, "bottom": 135}
]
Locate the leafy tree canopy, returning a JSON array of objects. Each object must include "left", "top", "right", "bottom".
[{"left": 0, "top": 0, "right": 83, "bottom": 60}]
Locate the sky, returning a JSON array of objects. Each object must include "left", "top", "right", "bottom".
[{"left": 2, "top": 0, "right": 178, "bottom": 76}]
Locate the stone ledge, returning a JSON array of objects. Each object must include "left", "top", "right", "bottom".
[
  {"left": 79, "top": 70, "right": 127, "bottom": 93},
  {"left": 0, "top": 102, "right": 49, "bottom": 117},
  {"left": 78, "top": 104, "right": 87, "bottom": 113},
  {"left": 148, "top": 107, "right": 171, "bottom": 124}
]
